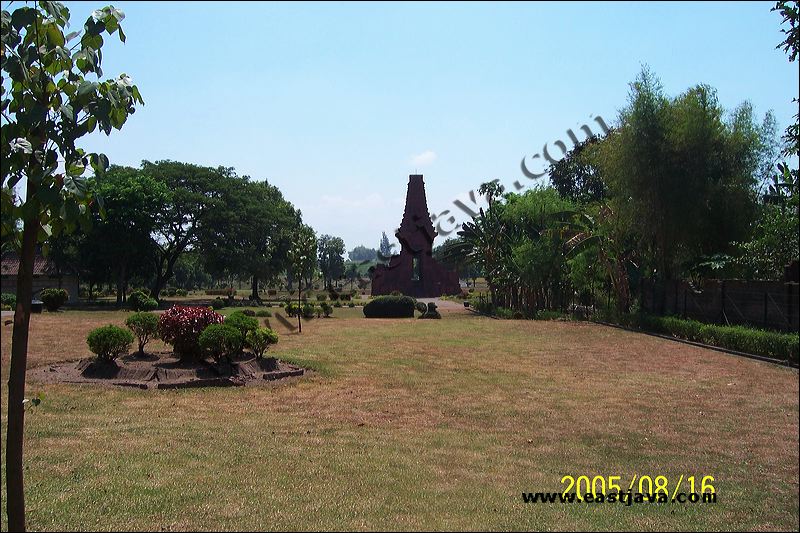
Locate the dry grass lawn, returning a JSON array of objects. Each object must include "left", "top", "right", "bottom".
[{"left": 1, "top": 305, "right": 798, "bottom": 531}]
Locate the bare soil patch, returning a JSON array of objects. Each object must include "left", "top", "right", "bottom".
[{"left": 28, "top": 351, "right": 304, "bottom": 390}]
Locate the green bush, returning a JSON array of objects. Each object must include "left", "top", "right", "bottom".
[
  {"left": 321, "top": 302, "right": 333, "bottom": 317},
  {"left": 245, "top": 327, "right": 279, "bottom": 358},
  {"left": 211, "top": 297, "right": 225, "bottom": 310},
  {"left": 415, "top": 301, "right": 427, "bottom": 313},
  {"left": 333, "top": 301, "right": 342, "bottom": 308},
  {"left": 256, "top": 309, "right": 272, "bottom": 317},
  {"left": 1, "top": 292, "right": 16, "bottom": 308},
  {"left": 225, "top": 311, "right": 260, "bottom": 343},
  {"left": 347, "top": 301, "right": 355, "bottom": 308},
  {"left": 176, "top": 289, "right": 188, "bottom": 297},
  {"left": 40, "top": 288, "right": 68, "bottom": 311},
  {"left": 241, "top": 309, "right": 256, "bottom": 317},
  {"left": 302, "top": 302, "right": 315, "bottom": 319},
  {"left": 628, "top": 314, "right": 799, "bottom": 363},
  {"left": 363, "top": 295, "right": 416, "bottom": 318},
  {"left": 198, "top": 324, "right": 242, "bottom": 362},
  {"left": 87, "top": 325, "right": 134, "bottom": 361},
  {"left": 166, "top": 287, "right": 177, "bottom": 297},
  {"left": 125, "top": 312, "right": 159, "bottom": 356},
  {"left": 316, "top": 293, "right": 328, "bottom": 302},
  {"left": 129, "top": 290, "right": 158, "bottom": 312}
]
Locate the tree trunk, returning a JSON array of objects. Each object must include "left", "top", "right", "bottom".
[
  {"left": 6, "top": 203, "right": 38, "bottom": 533},
  {"left": 251, "top": 275, "right": 260, "bottom": 302},
  {"left": 115, "top": 262, "right": 127, "bottom": 307}
]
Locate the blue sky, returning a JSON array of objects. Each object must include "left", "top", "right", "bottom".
[{"left": 56, "top": 1, "right": 798, "bottom": 252}]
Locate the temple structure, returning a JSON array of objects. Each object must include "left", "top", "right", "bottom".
[{"left": 371, "top": 174, "right": 461, "bottom": 297}]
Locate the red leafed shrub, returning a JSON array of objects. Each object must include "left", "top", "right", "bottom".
[{"left": 158, "top": 305, "right": 224, "bottom": 359}]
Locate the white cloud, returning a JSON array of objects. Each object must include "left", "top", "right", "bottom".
[{"left": 409, "top": 150, "right": 437, "bottom": 168}]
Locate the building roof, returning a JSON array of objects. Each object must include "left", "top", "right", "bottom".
[{"left": 1, "top": 252, "right": 59, "bottom": 277}]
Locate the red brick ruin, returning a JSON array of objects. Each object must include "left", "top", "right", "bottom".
[{"left": 371, "top": 174, "right": 461, "bottom": 297}]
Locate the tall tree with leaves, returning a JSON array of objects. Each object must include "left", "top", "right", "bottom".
[
  {"left": 288, "top": 224, "right": 317, "bottom": 332},
  {"left": 1, "top": 3, "right": 143, "bottom": 530},
  {"left": 317, "top": 234, "right": 345, "bottom": 290}
]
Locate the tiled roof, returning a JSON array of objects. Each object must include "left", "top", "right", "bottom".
[{"left": 1, "top": 252, "right": 58, "bottom": 277}]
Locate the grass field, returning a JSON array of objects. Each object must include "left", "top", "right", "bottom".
[{"left": 1, "top": 304, "right": 798, "bottom": 531}]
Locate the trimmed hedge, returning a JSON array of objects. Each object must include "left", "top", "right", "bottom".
[
  {"left": 87, "top": 325, "right": 134, "bottom": 361},
  {"left": 363, "top": 295, "right": 416, "bottom": 318},
  {"left": 610, "top": 313, "right": 799, "bottom": 363},
  {"left": 40, "top": 288, "right": 68, "bottom": 311},
  {"left": 158, "top": 305, "right": 224, "bottom": 359},
  {"left": 245, "top": 327, "right": 279, "bottom": 358},
  {"left": 129, "top": 290, "right": 158, "bottom": 312},
  {"left": 198, "top": 324, "right": 242, "bottom": 362}
]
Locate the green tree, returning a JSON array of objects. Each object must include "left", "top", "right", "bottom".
[
  {"left": 348, "top": 245, "right": 377, "bottom": 262},
  {"left": 288, "top": 224, "right": 317, "bottom": 332},
  {"left": 1, "top": 3, "right": 143, "bottom": 529},
  {"left": 378, "top": 231, "right": 393, "bottom": 264},
  {"left": 318, "top": 234, "right": 345, "bottom": 290},
  {"left": 200, "top": 177, "right": 299, "bottom": 301}
]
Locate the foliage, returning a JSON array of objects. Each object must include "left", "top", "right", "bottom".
[
  {"left": 198, "top": 324, "right": 241, "bottom": 362},
  {"left": 124, "top": 311, "right": 158, "bottom": 356},
  {"left": 418, "top": 302, "right": 442, "bottom": 319},
  {"left": 255, "top": 309, "right": 272, "bottom": 317},
  {"left": 348, "top": 245, "right": 377, "bottom": 262},
  {"left": 318, "top": 234, "right": 345, "bottom": 290},
  {"left": 1, "top": 3, "right": 144, "bottom": 252},
  {"left": 363, "top": 295, "right": 416, "bottom": 318},
  {"left": 211, "top": 297, "right": 225, "bottom": 310},
  {"left": 224, "top": 311, "right": 259, "bottom": 343},
  {"left": 735, "top": 204, "right": 799, "bottom": 279},
  {"left": 548, "top": 135, "right": 607, "bottom": 204},
  {"left": 378, "top": 231, "right": 393, "bottom": 264},
  {"left": 320, "top": 301, "right": 333, "bottom": 317},
  {"left": 245, "top": 327, "right": 279, "bottom": 358},
  {"left": 2, "top": 292, "right": 16, "bottom": 308},
  {"left": 157, "top": 305, "right": 224, "bottom": 359},
  {"left": 632, "top": 314, "right": 799, "bottom": 363},
  {"left": 128, "top": 289, "right": 157, "bottom": 312},
  {"left": 86, "top": 325, "right": 133, "bottom": 361},
  {"left": 40, "top": 288, "right": 68, "bottom": 311}
]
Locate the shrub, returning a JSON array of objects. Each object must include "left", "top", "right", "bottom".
[
  {"left": 347, "top": 301, "right": 355, "bottom": 308},
  {"left": 166, "top": 287, "right": 177, "bottom": 297},
  {"left": 415, "top": 301, "right": 427, "bottom": 313},
  {"left": 267, "top": 289, "right": 277, "bottom": 296},
  {"left": 125, "top": 312, "right": 159, "bottom": 356},
  {"left": 240, "top": 309, "right": 256, "bottom": 317},
  {"left": 321, "top": 302, "right": 333, "bottom": 317},
  {"left": 256, "top": 309, "right": 272, "bottom": 317},
  {"left": 302, "top": 302, "right": 316, "bottom": 319},
  {"left": 315, "top": 305, "right": 323, "bottom": 318},
  {"left": 333, "top": 301, "right": 342, "bottom": 308},
  {"left": 87, "top": 325, "right": 134, "bottom": 361},
  {"left": 245, "top": 327, "right": 279, "bottom": 358},
  {"left": 198, "top": 324, "right": 242, "bottom": 362},
  {"left": 363, "top": 295, "right": 416, "bottom": 318},
  {"left": 129, "top": 290, "right": 158, "bottom": 312},
  {"left": 328, "top": 291, "right": 340, "bottom": 301},
  {"left": 340, "top": 293, "right": 351, "bottom": 301},
  {"left": 40, "top": 288, "right": 68, "bottom": 311},
  {"left": 494, "top": 307, "right": 515, "bottom": 319},
  {"left": 206, "top": 288, "right": 234, "bottom": 296},
  {"left": 285, "top": 302, "right": 298, "bottom": 317},
  {"left": 176, "top": 289, "right": 188, "bottom": 297},
  {"left": 211, "top": 297, "right": 225, "bottom": 310},
  {"left": 1, "top": 292, "right": 16, "bottom": 308},
  {"left": 225, "top": 311, "right": 260, "bottom": 343},
  {"left": 316, "top": 293, "right": 328, "bottom": 301},
  {"left": 278, "top": 302, "right": 285, "bottom": 308},
  {"left": 390, "top": 290, "right": 403, "bottom": 296},
  {"left": 158, "top": 305, "right": 224, "bottom": 359},
  {"left": 419, "top": 302, "right": 442, "bottom": 319}
]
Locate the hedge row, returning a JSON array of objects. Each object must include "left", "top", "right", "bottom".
[
  {"left": 621, "top": 314, "right": 798, "bottom": 363},
  {"left": 363, "top": 295, "right": 415, "bottom": 318}
]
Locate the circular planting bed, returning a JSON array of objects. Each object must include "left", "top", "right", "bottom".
[{"left": 30, "top": 352, "right": 305, "bottom": 390}]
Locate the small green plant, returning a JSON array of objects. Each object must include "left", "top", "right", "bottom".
[
  {"left": 211, "top": 297, "right": 225, "bottom": 310},
  {"left": 316, "top": 293, "right": 328, "bottom": 301},
  {"left": 245, "top": 327, "right": 279, "bottom": 358},
  {"left": 128, "top": 289, "right": 158, "bottom": 312},
  {"left": 40, "top": 288, "right": 68, "bottom": 311},
  {"left": 347, "top": 301, "right": 355, "bottom": 308},
  {"left": 176, "top": 289, "right": 188, "bottom": 297},
  {"left": 333, "top": 301, "right": 342, "bottom": 308},
  {"left": 320, "top": 302, "right": 333, "bottom": 317},
  {"left": 1, "top": 293, "right": 16, "bottom": 309},
  {"left": 87, "top": 325, "right": 134, "bottom": 361},
  {"left": 198, "top": 324, "right": 242, "bottom": 362},
  {"left": 225, "top": 311, "right": 260, "bottom": 346},
  {"left": 256, "top": 309, "right": 272, "bottom": 317},
  {"left": 124, "top": 312, "right": 159, "bottom": 356},
  {"left": 241, "top": 309, "right": 256, "bottom": 317}
]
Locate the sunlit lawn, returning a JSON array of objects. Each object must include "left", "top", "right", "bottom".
[{"left": 1, "top": 304, "right": 798, "bottom": 531}]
